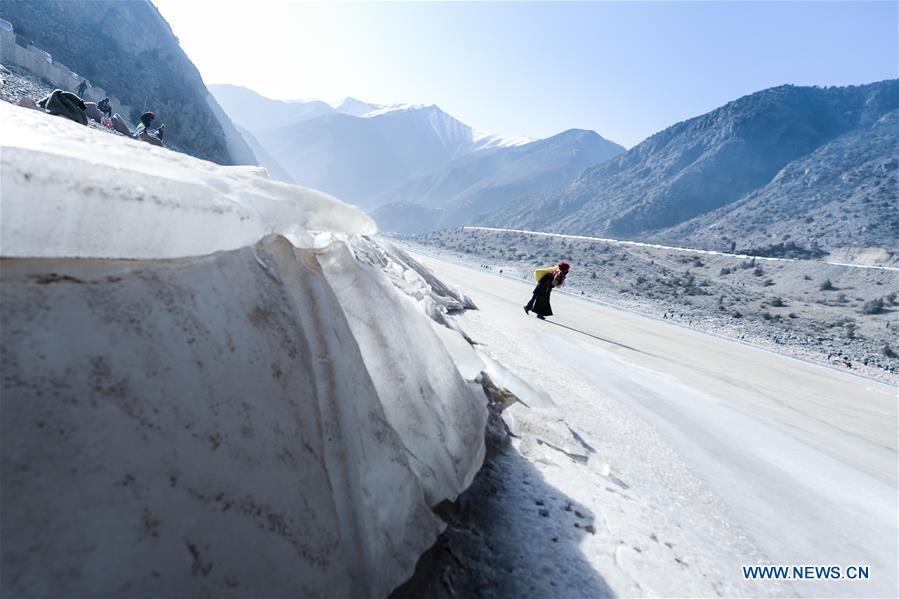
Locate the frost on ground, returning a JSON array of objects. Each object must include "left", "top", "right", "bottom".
[
  {"left": 395, "top": 348, "right": 774, "bottom": 599},
  {"left": 405, "top": 228, "right": 899, "bottom": 382},
  {"left": 0, "top": 102, "right": 488, "bottom": 597},
  {"left": 396, "top": 255, "right": 896, "bottom": 599}
]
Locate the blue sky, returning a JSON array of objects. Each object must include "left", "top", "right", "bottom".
[{"left": 155, "top": 1, "right": 897, "bottom": 148}]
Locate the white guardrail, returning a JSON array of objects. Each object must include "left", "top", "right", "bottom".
[{"left": 461, "top": 226, "right": 899, "bottom": 272}]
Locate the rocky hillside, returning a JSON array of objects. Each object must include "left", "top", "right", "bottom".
[
  {"left": 0, "top": 0, "right": 252, "bottom": 165},
  {"left": 660, "top": 109, "right": 898, "bottom": 254},
  {"left": 372, "top": 129, "right": 625, "bottom": 234},
  {"left": 488, "top": 80, "right": 899, "bottom": 253}
]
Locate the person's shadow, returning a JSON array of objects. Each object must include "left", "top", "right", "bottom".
[
  {"left": 543, "top": 320, "right": 654, "bottom": 357},
  {"left": 392, "top": 412, "right": 615, "bottom": 598}
]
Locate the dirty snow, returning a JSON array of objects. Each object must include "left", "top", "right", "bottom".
[
  {"left": 0, "top": 100, "right": 375, "bottom": 259},
  {"left": 0, "top": 102, "right": 487, "bottom": 597}
]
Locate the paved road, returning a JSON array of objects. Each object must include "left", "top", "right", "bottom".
[{"left": 416, "top": 251, "right": 898, "bottom": 597}]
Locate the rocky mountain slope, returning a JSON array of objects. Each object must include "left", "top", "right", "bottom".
[
  {"left": 373, "top": 129, "right": 625, "bottom": 234},
  {"left": 487, "top": 80, "right": 898, "bottom": 253},
  {"left": 660, "top": 108, "right": 899, "bottom": 254},
  {"left": 0, "top": 0, "right": 252, "bottom": 165}
]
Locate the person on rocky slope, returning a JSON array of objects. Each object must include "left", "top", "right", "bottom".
[{"left": 136, "top": 111, "right": 165, "bottom": 147}]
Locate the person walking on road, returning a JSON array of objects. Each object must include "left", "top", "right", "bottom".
[{"left": 524, "top": 261, "right": 570, "bottom": 320}]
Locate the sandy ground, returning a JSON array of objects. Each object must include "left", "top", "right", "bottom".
[{"left": 412, "top": 252, "right": 898, "bottom": 598}]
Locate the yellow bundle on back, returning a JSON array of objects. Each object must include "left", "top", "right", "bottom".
[{"left": 533, "top": 266, "right": 556, "bottom": 282}]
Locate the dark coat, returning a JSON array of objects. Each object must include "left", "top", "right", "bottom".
[{"left": 526, "top": 273, "right": 555, "bottom": 317}]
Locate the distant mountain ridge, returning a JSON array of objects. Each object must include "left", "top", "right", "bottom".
[
  {"left": 373, "top": 128, "right": 625, "bottom": 233},
  {"left": 486, "top": 80, "right": 899, "bottom": 253},
  {"left": 334, "top": 97, "right": 382, "bottom": 117},
  {"left": 210, "top": 84, "right": 625, "bottom": 227},
  {"left": 211, "top": 85, "right": 534, "bottom": 159},
  {"left": 659, "top": 107, "right": 899, "bottom": 254},
  {"left": 210, "top": 84, "right": 337, "bottom": 135},
  {"left": 253, "top": 104, "right": 517, "bottom": 204}
]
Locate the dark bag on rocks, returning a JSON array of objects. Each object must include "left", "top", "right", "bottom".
[{"left": 37, "top": 89, "right": 87, "bottom": 125}]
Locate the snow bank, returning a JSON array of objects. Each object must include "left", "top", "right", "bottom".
[
  {"left": 479, "top": 352, "right": 558, "bottom": 413},
  {"left": 352, "top": 238, "right": 476, "bottom": 326},
  {"left": 1, "top": 103, "right": 486, "bottom": 596},
  {"left": 0, "top": 101, "right": 375, "bottom": 259},
  {"left": 317, "top": 239, "right": 486, "bottom": 504}
]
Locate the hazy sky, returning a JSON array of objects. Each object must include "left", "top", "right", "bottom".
[{"left": 154, "top": 1, "right": 897, "bottom": 148}]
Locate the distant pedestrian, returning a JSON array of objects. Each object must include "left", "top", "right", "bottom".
[
  {"left": 77, "top": 80, "right": 87, "bottom": 98},
  {"left": 524, "top": 261, "right": 570, "bottom": 320}
]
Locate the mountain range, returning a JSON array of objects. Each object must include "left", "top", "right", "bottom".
[
  {"left": 212, "top": 80, "right": 897, "bottom": 256},
  {"left": 210, "top": 84, "right": 625, "bottom": 230},
  {"left": 486, "top": 80, "right": 899, "bottom": 254},
  {"left": 658, "top": 106, "right": 898, "bottom": 254},
  {"left": 371, "top": 128, "right": 624, "bottom": 233}
]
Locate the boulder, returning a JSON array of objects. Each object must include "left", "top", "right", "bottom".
[
  {"left": 16, "top": 97, "right": 39, "bottom": 110},
  {"left": 137, "top": 129, "right": 165, "bottom": 147},
  {"left": 110, "top": 112, "right": 132, "bottom": 137},
  {"left": 83, "top": 101, "right": 102, "bottom": 122}
]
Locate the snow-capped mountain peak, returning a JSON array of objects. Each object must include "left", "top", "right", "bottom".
[
  {"left": 360, "top": 103, "right": 533, "bottom": 156},
  {"left": 359, "top": 103, "right": 478, "bottom": 157},
  {"left": 471, "top": 129, "right": 535, "bottom": 151},
  {"left": 334, "top": 97, "right": 383, "bottom": 117},
  {"left": 360, "top": 103, "right": 434, "bottom": 118}
]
